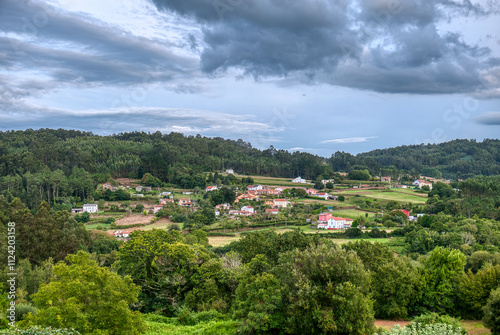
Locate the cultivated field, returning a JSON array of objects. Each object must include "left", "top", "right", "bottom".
[{"left": 341, "top": 189, "right": 427, "bottom": 204}]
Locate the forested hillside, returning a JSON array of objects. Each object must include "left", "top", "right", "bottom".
[
  {"left": 355, "top": 139, "right": 500, "bottom": 179},
  {"left": 1, "top": 129, "right": 499, "bottom": 209}
]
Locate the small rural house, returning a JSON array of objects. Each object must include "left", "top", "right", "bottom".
[
  {"left": 206, "top": 185, "right": 218, "bottom": 192},
  {"left": 225, "top": 169, "right": 234, "bottom": 174},
  {"left": 241, "top": 206, "right": 255, "bottom": 214},
  {"left": 291, "top": 177, "right": 307, "bottom": 183},
  {"left": 247, "top": 185, "right": 263, "bottom": 191},
  {"left": 306, "top": 189, "right": 317, "bottom": 196},
  {"left": 412, "top": 180, "right": 433, "bottom": 190},
  {"left": 83, "top": 204, "right": 98, "bottom": 213},
  {"left": 317, "top": 215, "right": 354, "bottom": 229},
  {"left": 178, "top": 199, "right": 196, "bottom": 207},
  {"left": 71, "top": 208, "right": 83, "bottom": 214},
  {"left": 273, "top": 199, "right": 290, "bottom": 208},
  {"left": 153, "top": 205, "right": 163, "bottom": 213},
  {"left": 381, "top": 177, "right": 391, "bottom": 182},
  {"left": 316, "top": 192, "right": 329, "bottom": 200},
  {"left": 265, "top": 208, "right": 279, "bottom": 215}
]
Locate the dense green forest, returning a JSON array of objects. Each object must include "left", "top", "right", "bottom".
[{"left": 356, "top": 139, "right": 500, "bottom": 179}]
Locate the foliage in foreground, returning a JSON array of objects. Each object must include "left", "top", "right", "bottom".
[
  {"left": 143, "top": 314, "right": 239, "bottom": 335},
  {"left": 375, "top": 323, "right": 465, "bottom": 335},
  {"left": 0, "top": 326, "right": 81, "bottom": 334},
  {"left": 24, "top": 251, "right": 146, "bottom": 335},
  {"left": 483, "top": 287, "right": 500, "bottom": 335}
]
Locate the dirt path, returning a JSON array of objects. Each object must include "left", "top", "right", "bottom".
[{"left": 374, "top": 320, "right": 410, "bottom": 330}]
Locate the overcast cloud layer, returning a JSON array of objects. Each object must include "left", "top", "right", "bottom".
[{"left": 0, "top": 0, "right": 499, "bottom": 155}]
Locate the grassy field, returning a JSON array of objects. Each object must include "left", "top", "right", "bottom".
[
  {"left": 330, "top": 209, "right": 378, "bottom": 218},
  {"left": 341, "top": 189, "right": 427, "bottom": 204},
  {"left": 235, "top": 174, "right": 311, "bottom": 187}
]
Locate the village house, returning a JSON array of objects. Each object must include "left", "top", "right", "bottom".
[
  {"left": 83, "top": 204, "right": 98, "bottom": 213},
  {"left": 206, "top": 185, "right": 218, "bottom": 192},
  {"left": 316, "top": 192, "right": 329, "bottom": 200},
  {"left": 136, "top": 186, "right": 152, "bottom": 192},
  {"left": 160, "top": 198, "right": 174, "bottom": 205},
  {"left": 306, "top": 189, "right": 317, "bottom": 196},
  {"left": 241, "top": 205, "right": 255, "bottom": 214},
  {"left": 392, "top": 209, "right": 410, "bottom": 218},
  {"left": 265, "top": 208, "right": 279, "bottom": 215},
  {"left": 317, "top": 215, "right": 354, "bottom": 229},
  {"left": 229, "top": 209, "right": 254, "bottom": 216},
  {"left": 273, "top": 199, "right": 291, "bottom": 208},
  {"left": 153, "top": 205, "right": 163, "bottom": 213},
  {"left": 291, "top": 176, "right": 307, "bottom": 183},
  {"left": 225, "top": 169, "right": 234, "bottom": 174},
  {"left": 178, "top": 199, "right": 196, "bottom": 207},
  {"left": 236, "top": 193, "right": 260, "bottom": 202},
  {"left": 254, "top": 188, "right": 282, "bottom": 196},
  {"left": 71, "top": 208, "right": 83, "bottom": 214},
  {"left": 215, "top": 203, "right": 231, "bottom": 210},
  {"left": 393, "top": 184, "right": 407, "bottom": 189},
  {"left": 113, "top": 230, "right": 131, "bottom": 238},
  {"left": 247, "top": 185, "right": 263, "bottom": 191},
  {"left": 381, "top": 177, "right": 391, "bottom": 182},
  {"left": 159, "top": 191, "right": 171, "bottom": 196},
  {"left": 413, "top": 180, "right": 433, "bottom": 190},
  {"left": 321, "top": 179, "right": 334, "bottom": 185}
]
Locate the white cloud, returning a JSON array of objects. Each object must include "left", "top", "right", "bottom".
[{"left": 320, "top": 136, "right": 378, "bottom": 144}]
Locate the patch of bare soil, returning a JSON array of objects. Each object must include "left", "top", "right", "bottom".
[
  {"left": 114, "top": 178, "right": 140, "bottom": 187},
  {"left": 115, "top": 213, "right": 155, "bottom": 226}
]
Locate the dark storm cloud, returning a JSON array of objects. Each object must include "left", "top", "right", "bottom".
[
  {"left": 475, "top": 112, "right": 500, "bottom": 125},
  {"left": 152, "top": 0, "right": 500, "bottom": 96},
  {"left": 0, "top": 0, "right": 198, "bottom": 94}
]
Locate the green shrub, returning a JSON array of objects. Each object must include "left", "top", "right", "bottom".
[
  {"left": 410, "top": 313, "right": 466, "bottom": 334},
  {"left": 375, "top": 323, "right": 465, "bottom": 335},
  {"left": 483, "top": 287, "right": 500, "bottom": 335},
  {"left": 0, "top": 326, "right": 81, "bottom": 334},
  {"left": 15, "top": 303, "right": 37, "bottom": 321}
]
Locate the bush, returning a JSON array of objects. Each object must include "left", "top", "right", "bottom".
[
  {"left": 483, "top": 287, "right": 500, "bottom": 335},
  {"left": 375, "top": 323, "right": 465, "bottom": 335},
  {"left": 168, "top": 223, "right": 181, "bottom": 232},
  {"left": 410, "top": 313, "right": 466, "bottom": 334},
  {"left": 15, "top": 303, "right": 37, "bottom": 321},
  {"left": 0, "top": 327, "right": 81, "bottom": 334}
]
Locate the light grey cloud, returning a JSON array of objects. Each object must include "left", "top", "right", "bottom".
[
  {"left": 0, "top": 102, "right": 284, "bottom": 142},
  {"left": 475, "top": 111, "right": 500, "bottom": 125},
  {"left": 320, "top": 136, "right": 378, "bottom": 144},
  {"left": 152, "top": 0, "right": 500, "bottom": 96},
  {"left": 0, "top": 0, "right": 199, "bottom": 99}
]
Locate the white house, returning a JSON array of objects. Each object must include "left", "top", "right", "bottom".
[
  {"left": 316, "top": 192, "right": 329, "bottom": 200},
  {"left": 153, "top": 205, "right": 163, "bottom": 213},
  {"left": 83, "top": 204, "right": 98, "bottom": 213},
  {"left": 413, "top": 180, "right": 433, "bottom": 190},
  {"left": 206, "top": 185, "right": 218, "bottom": 192},
  {"left": 291, "top": 177, "right": 307, "bottom": 183},
  {"left": 317, "top": 216, "right": 354, "bottom": 230},
  {"left": 241, "top": 205, "right": 255, "bottom": 214},
  {"left": 225, "top": 169, "right": 234, "bottom": 174},
  {"left": 273, "top": 199, "right": 290, "bottom": 208},
  {"left": 247, "top": 185, "right": 263, "bottom": 191}
]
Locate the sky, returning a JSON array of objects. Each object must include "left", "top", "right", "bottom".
[{"left": 1, "top": 0, "right": 499, "bottom": 156}]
